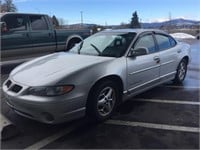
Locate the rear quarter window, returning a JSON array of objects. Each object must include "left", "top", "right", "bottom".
[{"left": 169, "top": 36, "right": 177, "bottom": 47}]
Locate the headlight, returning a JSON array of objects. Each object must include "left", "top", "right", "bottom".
[{"left": 28, "top": 85, "right": 74, "bottom": 96}]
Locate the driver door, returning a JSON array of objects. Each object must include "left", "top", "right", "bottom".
[{"left": 127, "top": 33, "right": 160, "bottom": 94}]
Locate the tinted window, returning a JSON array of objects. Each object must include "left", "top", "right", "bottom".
[
  {"left": 134, "top": 34, "right": 156, "bottom": 53},
  {"left": 169, "top": 36, "right": 177, "bottom": 47},
  {"left": 30, "top": 15, "right": 48, "bottom": 30},
  {"left": 155, "top": 34, "right": 172, "bottom": 50},
  {"left": 2, "top": 15, "right": 27, "bottom": 31}
]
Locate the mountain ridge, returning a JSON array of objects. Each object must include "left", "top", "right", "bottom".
[
  {"left": 66, "top": 18, "right": 200, "bottom": 29},
  {"left": 142, "top": 18, "right": 200, "bottom": 28}
]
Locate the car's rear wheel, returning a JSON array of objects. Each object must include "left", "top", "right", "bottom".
[
  {"left": 173, "top": 59, "right": 187, "bottom": 84},
  {"left": 87, "top": 80, "right": 119, "bottom": 121}
]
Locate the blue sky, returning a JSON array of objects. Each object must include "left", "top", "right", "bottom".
[{"left": 13, "top": 0, "right": 200, "bottom": 25}]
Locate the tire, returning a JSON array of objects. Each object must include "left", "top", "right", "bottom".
[
  {"left": 173, "top": 59, "right": 187, "bottom": 84},
  {"left": 87, "top": 80, "right": 120, "bottom": 122},
  {"left": 66, "top": 42, "right": 76, "bottom": 50},
  {"left": 66, "top": 38, "right": 82, "bottom": 50}
]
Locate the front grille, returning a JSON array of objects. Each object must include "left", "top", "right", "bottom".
[
  {"left": 5, "top": 80, "right": 12, "bottom": 88},
  {"left": 11, "top": 84, "right": 23, "bottom": 93},
  {"left": 5, "top": 79, "right": 23, "bottom": 93}
]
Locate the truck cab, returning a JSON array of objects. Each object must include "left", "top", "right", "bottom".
[{"left": 0, "top": 12, "right": 91, "bottom": 64}]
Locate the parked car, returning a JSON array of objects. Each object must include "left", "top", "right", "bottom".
[
  {"left": 0, "top": 12, "right": 91, "bottom": 64},
  {"left": 3, "top": 29, "right": 191, "bottom": 124}
]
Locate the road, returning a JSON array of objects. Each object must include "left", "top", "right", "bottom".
[{"left": 1, "top": 39, "right": 200, "bottom": 149}]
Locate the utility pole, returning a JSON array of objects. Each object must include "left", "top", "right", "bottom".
[
  {"left": 140, "top": 18, "right": 142, "bottom": 28},
  {"left": 168, "top": 12, "right": 172, "bottom": 33},
  {"left": 105, "top": 21, "right": 107, "bottom": 26},
  {"left": 80, "top": 11, "right": 83, "bottom": 28}
]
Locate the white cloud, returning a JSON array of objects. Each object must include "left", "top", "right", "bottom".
[
  {"left": 152, "top": 18, "right": 169, "bottom": 23},
  {"left": 145, "top": 18, "right": 169, "bottom": 23}
]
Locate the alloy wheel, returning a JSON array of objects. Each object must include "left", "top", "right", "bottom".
[
  {"left": 178, "top": 61, "right": 186, "bottom": 81},
  {"left": 97, "top": 86, "right": 116, "bottom": 117}
]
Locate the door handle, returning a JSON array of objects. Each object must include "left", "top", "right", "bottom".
[{"left": 153, "top": 56, "right": 160, "bottom": 63}]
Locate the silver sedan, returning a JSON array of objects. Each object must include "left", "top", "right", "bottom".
[{"left": 3, "top": 29, "right": 191, "bottom": 124}]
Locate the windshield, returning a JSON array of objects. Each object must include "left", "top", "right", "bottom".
[{"left": 69, "top": 32, "right": 136, "bottom": 57}]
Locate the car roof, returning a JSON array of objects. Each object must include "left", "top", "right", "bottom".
[{"left": 101, "top": 28, "right": 167, "bottom": 35}]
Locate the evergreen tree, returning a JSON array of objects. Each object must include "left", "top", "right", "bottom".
[
  {"left": 130, "top": 11, "right": 141, "bottom": 28},
  {"left": 0, "top": 0, "right": 17, "bottom": 12}
]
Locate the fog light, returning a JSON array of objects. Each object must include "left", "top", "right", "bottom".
[{"left": 41, "top": 112, "right": 54, "bottom": 123}]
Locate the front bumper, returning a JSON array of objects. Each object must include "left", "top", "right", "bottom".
[{"left": 2, "top": 78, "right": 87, "bottom": 124}]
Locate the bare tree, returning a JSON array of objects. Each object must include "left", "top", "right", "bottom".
[
  {"left": 0, "top": 0, "right": 3, "bottom": 12},
  {"left": 58, "top": 18, "right": 65, "bottom": 27},
  {"left": 52, "top": 15, "right": 59, "bottom": 28},
  {"left": 119, "top": 22, "right": 129, "bottom": 29},
  {"left": 1, "top": 0, "right": 17, "bottom": 12}
]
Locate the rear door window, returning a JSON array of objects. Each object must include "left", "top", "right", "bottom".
[
  {"left": 29, "top": 15, "right": 49, "bottom": 30},
  {"left": 155, "top": 34, "right": 176, "bottom": 50}
]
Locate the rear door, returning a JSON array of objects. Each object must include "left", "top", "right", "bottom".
[
  {"left": 28, "top": 15, "right": 56, "bottom": 55},
  {"left": 1, "top": 14, "right": 32, "bottom": 61},
  {"left": 154, "top": 33, "right": 178, "bottom": 81},
  {"left": 127, "top": 32, "right": 160, "bottom": 93}
]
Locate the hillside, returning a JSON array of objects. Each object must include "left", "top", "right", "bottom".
[{"left": 65, "top": 18, "right": 200, "bottom": 29}]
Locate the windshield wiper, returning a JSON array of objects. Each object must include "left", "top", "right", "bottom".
[
  {"left": 90, "top": 43, "right": 101, "bottom": 55},
  {"left": 78, "top": 41, "right": 84, "bottom": 54}
]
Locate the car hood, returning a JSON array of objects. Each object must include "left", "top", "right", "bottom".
[{"left": 10, "top": 52, "right": 114, "bottom": 86}]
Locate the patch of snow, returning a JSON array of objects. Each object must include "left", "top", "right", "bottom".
[{"left": 170, "top": 33, "right": 195, "bottom": 39}]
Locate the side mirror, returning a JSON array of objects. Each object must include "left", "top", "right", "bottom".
[
  {"left": 128, "top": 47, "right": 149, "bottom": 57},
  {"left": 1, "top": 22, "right": 8, "bottom": 33}
]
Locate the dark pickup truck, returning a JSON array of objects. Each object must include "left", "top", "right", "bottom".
[{"left": 0, "top": 12, "right": 91, "bottom": 64}]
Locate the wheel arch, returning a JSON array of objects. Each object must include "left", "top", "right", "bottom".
[
  {"left": 182, "top": 56, "right": 189, "bottom": 65},
  {"left": 87, "top": 75, "right": 124, "bottom": 104},
  {"left": 65, "top": 35, "right": 83, "bottom": 50}
]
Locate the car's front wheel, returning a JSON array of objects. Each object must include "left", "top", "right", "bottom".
[
  {"left": 173, "top": 59, "right": 188, "bottom": 84},
  {"left": 87, "top": 80, "right": 119, "bottom": 121}
]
